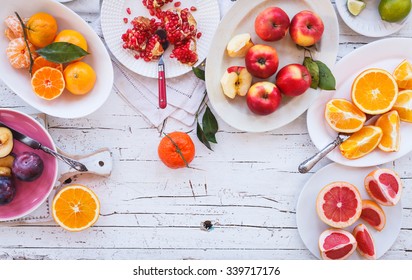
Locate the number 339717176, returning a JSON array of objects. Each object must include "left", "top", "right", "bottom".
[{"left": 226, "top": 267, "right": 280, "bottom": 276}]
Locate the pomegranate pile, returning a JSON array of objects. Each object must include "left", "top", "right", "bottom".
[{"left": 121, "top": 0, "right": 200, "bottom": 66}]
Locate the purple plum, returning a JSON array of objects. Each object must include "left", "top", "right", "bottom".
[
  {"left": 0, "top": 176, "right": 15, "bottom": 205},
  {"left": 12, "top": 152, "right": 44, "bottom": 182}
]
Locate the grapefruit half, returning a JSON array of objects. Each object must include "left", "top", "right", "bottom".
[
  {"left": 365, "top": 168, "right": 402, "bottom": 206},
  {"left": 319, "top": 228, "right": 357, "bottom": 260}
]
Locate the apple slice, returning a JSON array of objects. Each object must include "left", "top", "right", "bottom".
[
  {"left": 226, "top": 33, "right": 254, "bottom": 58},
  {"left": 220, "top": 66, "right": 253, "bottom": 99}
]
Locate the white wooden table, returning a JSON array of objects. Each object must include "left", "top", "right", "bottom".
[{"left": 1, "top": 0, "right": 412, "bottom": 260}]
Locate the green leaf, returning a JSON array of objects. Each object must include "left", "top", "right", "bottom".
[
  {"left": 315, "top": 60, "right": 336, "bottom": 91},
  {"left": 196, "top": 121, "right": 212, "bottom": 151},
  {"left": 192, "top": 66, "right": 205, "bottom": 81},
  {"left": 303, "top": 57, "right": 320, "bottom": 89},
  {"left": 202, "top": 106, "right": 218, "bottom": 144},
  {"left": 36, "top": 42, "right": 89, "bottom": 64}
]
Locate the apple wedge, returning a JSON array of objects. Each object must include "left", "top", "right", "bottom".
[
  {"left": 220, "top": 66, "right": 253, "bottom": 99},
  {"left": 226, "top": 33, "right": 254, "bottom": 58}
]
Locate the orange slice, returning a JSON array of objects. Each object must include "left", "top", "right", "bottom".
[
  {"left": 52, "top": 184, "right": 100, "bottom": 232},
  {"left": 339, "top": 125, "right": 383, "bottom": 159},
  {"left": 351, "top": 68, "right": 399, "bottom": 115},
  {"left": 375, "top": 110, "right": 400, "bottom": 152},
  {"left": 393, "top": 59, "right": 412, "bottom": 90},
  {"left": 393, "top": 89, "right": 412, "bottom": 122},
  {"left": 31, "top": 56, "right": 63, "bottom": 75},
  {"left": 31, "top": 66, "right": 65, "bottom": 100},
  {"left": 325, "top": 98, "right": 366, "bottom": 133},
  {"left": 6, "top": 37, "right": 37, "bottom": 69}
]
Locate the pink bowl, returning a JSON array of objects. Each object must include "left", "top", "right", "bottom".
[{"left": 0, "top": 109, "right": 58, "bottom": 221}]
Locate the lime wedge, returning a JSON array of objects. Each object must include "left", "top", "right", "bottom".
[{"left": 347, "top": 0, "right": 366, "bottom": 16}]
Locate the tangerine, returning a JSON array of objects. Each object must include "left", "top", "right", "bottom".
[
  {"left": 54, "top": 29, "right": 88, "bottom": 52},
  {"left": 31, "top": 66, "right": 65, "bottom": 100},
  {"left": 31, "top": 56, "right": 63, "bottom": 75},
  {"left": 63, "top": 61, "right": 96, "bottom": 95},
  {"left": 4, "top": 15, "right": 24, "bottom": 39},
  {"left": 26, "top": 12, "right": 58, "bottom": 48},
  {"left": 6, "top": 37, "right": 37, "bottom": 69},
  {"left": 158, "top": 132, "right": 195, "bottom": 169}
]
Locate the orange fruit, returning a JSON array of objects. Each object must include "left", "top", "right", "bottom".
[
  {"left": 361, "top": 200, "right": 386, "bottom": 231},
  {"left": 393, "top": 59, "right": 412, "bottom": 90},
  {"left": 158, "top": 132, "right": 195, "bottom": 169},
  {"left": 353, "top": 224, "right": 376, "bottom": 260},
  {"left": 351, "top": 68, "right": 399, "bottom": 115},
  {"left": 375, "top": 110, "right": 400, "bottom": 152},
  {"left": 6, "top": 37, "right": 38, "bottom": 69},
  {"left": 339, "top": 125, "right": 383, "bottom": 159},
  {"left": 54, "top": 29, "right": 88, "bottom": 52},
  {"left": 392, "top": 89, "right": 412, "bottom": 122},
  {"left": 31, "top": 66, "right": 65, "bottom": 100},
  {"left": 325, "top": 98, "right": 366, "bottom": 133},
  {"left": 4, "top": 28, "right": 19, "bottom": 40},
  {"left": 316, "top": 181, "right": 362, "bottom": 228},
  {"left": 4, "top": 15, "right": 25, "bottom": 39},
  {"left": 31, "top": 56, "right": 63, "bottom": 75},
  {"left": 63, "top": 61, "right": 96, "bottom": 95},
  {"left": 364, "top": 168, "right": 402, "bottom": 206},
  {"left": 52, "top": 184, "right": 100, "bottom": 232},
  {"left": 318, "top": 229, "right": 357, "bottom": 260},
  {"left": 26, "top": 12, "right": 58, "bottom": 48}
]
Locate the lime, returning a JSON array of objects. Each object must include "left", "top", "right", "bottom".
[
  {"left": 347, "top": 0, "right": 367, "bottom": 16},
  {"left": 379, "top": 0, "right": 411, "bottom": 22}
]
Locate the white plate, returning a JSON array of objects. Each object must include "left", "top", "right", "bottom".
[
  {"left": 101, "top": 0, "right": 220, "bottom": 78},
  {"left": 336, "top": 0, "right": 408, "bottom": 37},
  {"left": 307, "top": 38, "right": 412, "bottom": 167},
  {"left": 296, "top": 163, "right": 402, "bottom": 260},
  {"left": 205, "top": 0, "right": 339, "bottom": 133},
  {"left": 0, "top": 0, "right": 114, "bottom": 119}
]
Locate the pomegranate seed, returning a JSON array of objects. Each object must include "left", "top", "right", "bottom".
[
  {"left": 190, "top": 6, "right": 197, "bottom": 12},
  {"left": 126, "top": 7, "right": 131, "bottom": 15},
  {"left": 123, "top": 18, "right": 128, "bottom": 24},
  {"left": 174, "top": 1, "right": 181, "bottom": 7},
  {"left": 134, "top": 54, "right": 140, "bottom": 59},
  {"left": 196, "top": 32, "right": 202, "bottom": 39}
]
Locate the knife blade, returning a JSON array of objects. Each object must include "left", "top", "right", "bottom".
[{"left": 0, "top": 121, "right": 88, "bottom": 172}]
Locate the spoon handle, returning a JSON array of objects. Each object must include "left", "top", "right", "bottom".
[{"left": 158, "top": 61, "right": 167, "bottom": 109}]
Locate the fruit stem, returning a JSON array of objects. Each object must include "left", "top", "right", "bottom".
[
  {"left": 14, "top": 11, "right": 34, "bottom": 75},
  {"left": 163, "top": 133, "right": 190, "bottom": 168}
]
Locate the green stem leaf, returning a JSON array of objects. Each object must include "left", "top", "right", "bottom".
[
  {"left": 315, "top": 60, "right": 336, "bottom": 91},
  {"left": 192, "top": 66, "right": 205, "bottom": 81},
  {"left": 196, "top": 122, "right": 212, "bottom": 151},
  {"left": 36, "top": 42, "right": 89, "bottom": 64},
  {"left": 202, "top": 106, "right": 218, "bottom": 144}
]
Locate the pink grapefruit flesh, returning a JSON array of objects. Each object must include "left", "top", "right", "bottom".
[
  {"left": 319, "top": 229, "right": 357, "bottom": 260},
  {"left": 353, "top": 224, "right": 376, "bottom": 260},
  {"left": 360, "top": 200, "right": 386, "bottom": 231},
  {"left": 365, "top": 168, "right": 402, "bottom": 206}
]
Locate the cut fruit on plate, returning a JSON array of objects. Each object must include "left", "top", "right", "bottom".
[
  {"left": 347, "top": 0, "right": 366, "bottom": 16},
  {"left": 393, "top": 59, "right": 412, "bottom": 90},
  {"left": 353, "top": 224, "right": 376, "bottom": 260},
  {"left": 365, "top": 168, "right": 402, "bottom": 206},
  {"left": 316, "top": 181, "right": 362, "bottom": 228},
  {"left": 31, "top": 56, "right": 63, "bottom": 75},
  {"left": 361, "top": 200, "right": 386, "bottom": 231},
  {"left": 375, "top": 110, "right": 400, "bottom": 152},
  {"left": 52, "top": 184, "right": 100, "bottom": 232},
  {"left": 324, "top": 98, "right": 366, "bottom": 133},
  {"left": 393, "top": 89, "right": 412, "bottom": 122},
  {"left": 351, "top": 68, "right": 399, "bottom": 115},
  {"left": 31, "top": 66, "right": 65, "bottom": 100},
  {"left": 319, "top": 228, "right": 357, "bottom": 260},
  {"left": 339, "top": 125, "right": 383, "bottom": 159}
]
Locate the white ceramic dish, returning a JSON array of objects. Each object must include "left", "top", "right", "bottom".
[
  {"left": 101, "top": 0, "right": 220, "bottom": 78},
  {"left": 296, "top": 163, "right": 402, "bottom": 260},
  {"left": 205, "top": 0, "right": 339, "bottom": 133},
  {"left": 336, "top": 0, "right": 408, "bottom": 37},
  {"left": 0, "top": 0, "right": 113, "bottom": 119},
  {"left": 307, "top": 38, "right": 412, "bottom": 167}
]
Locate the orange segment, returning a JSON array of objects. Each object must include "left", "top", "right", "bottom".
[
  {"left": 339, "top": 125, "right": 383, "bottom": 159},
  {"left": 31, "top": 56, "right": 63, "bottom": 75},
  {"left": 52, "top": 184, "right": 100, "bottom": 232},
  {"left": 31, "top": 66, "right": 65, "bottom": 100},
  {"left": 351, "top": 68, "right": 399, "bottom": 115},
  {"left": 6, "top": 37, "right": 38, "bottom": 69},
  {"left": 375, "top": 110, "right": 400, "bottom": 152},
  {"left": 325, "top": 98, "right": 366, "bottom": 133},
  {"left": 393, "top": 59, "right": 412, "bottom": 89},
  {"left": 393, "top": 89, "right": 412, "bottom": 122}
]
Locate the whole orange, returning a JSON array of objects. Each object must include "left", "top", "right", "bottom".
[
  {"left": 54, "top": 29, "right": 88, "bottom": 52},
  {"left": 26, "top": 12, "right": 58, "bottom": 48},
  {"left": 158, "top": 132, "right": 195, "bottom": 169},
  {"left": 63, "top": 61, "right": 96, "bottom": 95}
]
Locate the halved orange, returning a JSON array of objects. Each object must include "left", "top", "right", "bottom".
[
  {"left": 339, "top": 125, "right": 383, "bottom": 159},
  {"left": 31, "top": 66, "right": 65, "bottom": 100},
  {"left": 375, "top": 110, "right": 400, "bottom": 152},
  {"left": 351, "top": 68, "right": 399, "bottom": 115},
  {"left": 393, "top": 89, "right": 412, "bottom": 122},
  {"left": 325, "top": 98, "right": 366, "bottom": 133},
  {"left": 393, "top": 59, "right": 412, "bottom": 90},
  {"left": 31, "top": 56, "right": 63, "bottom": 75},
  {"left": 52, "top": 184, "right": 100, "bottom": 232}
]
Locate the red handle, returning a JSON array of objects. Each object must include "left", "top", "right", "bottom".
[{"left": 158, "top": 66, "right": 167, "bottom": 109}]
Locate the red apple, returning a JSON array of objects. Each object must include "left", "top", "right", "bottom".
[
  {"left": 289, "top": 10, "right": 324, "bottom": 47},
  {"left": 246, "top": 82, "right": 282, "bottom": 115},
  {"left": 220, "top": 66, "right": 253, "bottom": 99},
  {"left": 245, "top": 44, "right": 279, "bottom": 79},
  {"left": 275, "top": 64, "right": 312, "bottom": 97},
  {"left": 255, "top": 7, "right": 290, "bottom": 42}
]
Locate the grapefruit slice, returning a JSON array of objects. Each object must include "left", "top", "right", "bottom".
[
  {"left": 353, "top": 224, "right": 376, "bottom": 260},
  {"left": 316, "top": 182, "right": 362, "bottom": 228},
  {"left": 361, "top": 200, "right": 386, "bottom": 231},
  {"left": 365, "top": 168, "right": 402, "bottom": 206},
  {"left": 319, "top": 229, "right": 357, "bottom": 260}
]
